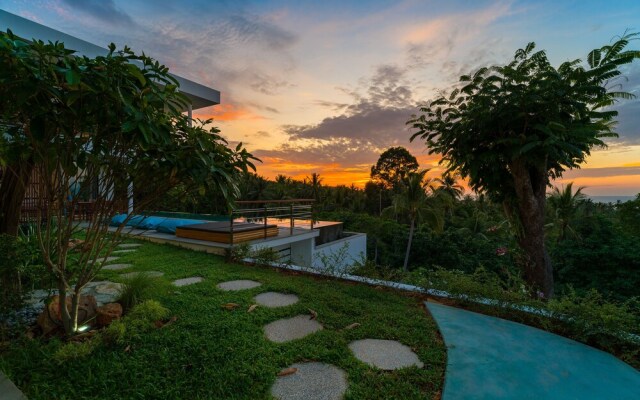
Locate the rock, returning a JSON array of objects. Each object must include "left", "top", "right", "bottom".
[
  {"left": 37, "top": 294, "right": 97, "bottom": 335},
  {"left": 96, "top": 303, "right": 123, "bottom": 327}
]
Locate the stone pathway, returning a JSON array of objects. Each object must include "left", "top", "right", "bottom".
[
  {"left": 0, "top": 371, "right": 27, "bottom": 400},
  {"left": 264, "top": 315, "right": 323, "bottom": 343},
  {"left": 216, "top": 280, "right": 261, "bottom": 291},
  {"left": 255, "top": 292, "right": 299, "bottom": 308},
  {"left": 100, "top": 256, "right": 119, "bottom": 263},
  {"left": 112, "top": 249, "right": 137, "bottom": 254},
  {"left": 348, "top": 339, "right": 423, "bottom": 370},
  {"left": 118, "top": 243, "right": 142, "bottom": 248},
  {"left": 120, "top": 271, "right": 164, "bottom": 279},
  {"left": 271, "top": 362, "right": 347, "bottom": 400},
  {"left": 173, "top": 277, "right": 204, "bottom": 287},
  {"left": 426, "top": 301, "right": 640, "bottom": 400},
  {"left": 102, "top": 263, "right": 132, "bottom": 271}
]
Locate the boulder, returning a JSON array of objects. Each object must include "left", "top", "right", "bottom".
[
  {"left": 96, "top": 303, "right": 123, "bottom": 327},
  {"left": 37, "top": 294, "right": 98, "bottom": 335}
]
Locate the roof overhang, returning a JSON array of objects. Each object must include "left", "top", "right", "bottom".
[{"left": 0, "top": 9, "right": 220, "bottom": 110}]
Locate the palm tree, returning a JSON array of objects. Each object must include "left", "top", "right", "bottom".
[
  {"left": 386, "top": 170, "right": 445, "bottom": 272},
  {"left": 548, "top": 182, "right": 586, "bottom": 242},
  {"left": 305, "top": 172, "right": 323, "bottom": 202},
  {"left": 434, "top": 172, "right": 464, "bottom": 200}
]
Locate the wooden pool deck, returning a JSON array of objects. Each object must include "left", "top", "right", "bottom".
[{"left": 107, "top": 225, "right": 319, "bottom": 256}]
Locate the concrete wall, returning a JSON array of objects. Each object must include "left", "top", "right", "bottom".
[
  {"left": 312, "top": 232, "right": 366, "bottom": 273},
  {"left": 290, "top": 238, "right": 314, "bottom": 268}
]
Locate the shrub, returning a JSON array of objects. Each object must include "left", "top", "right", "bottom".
[
  {"left": 102, "top": 320, "right": 127, "bottom": 345},
  {"left": 117, "top": 273, "right": 168, "bottom": 312},
  {"left": 226, "top": 242, "right": 251, "bottom": 263},
  {"left": 53, "top": 339, "right": 99, "bottom": 363},
  {"left": 127, "top": 300, "right": 169, "bottom": 328},
  {"left": 103, "top": 300, "right": 169, "bottom": 345},
  {"left": 251, "top": 246, "right": 282, "bottom": 266}
]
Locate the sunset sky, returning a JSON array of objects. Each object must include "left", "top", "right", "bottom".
[{"left": 2, "top": 0, "right": 640, "bottom": 195}]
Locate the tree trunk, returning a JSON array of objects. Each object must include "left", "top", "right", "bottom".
[
  {"left": 403, "top": 218, "right": 415, "bottom": 272},
  {"left": 509, "top": 160, "right": 554, "bottom": 298},
  {"left": 0, "top": 161, "right": 34, "bottom": 236}
]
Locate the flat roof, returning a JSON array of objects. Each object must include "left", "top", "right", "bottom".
[{"left": 0, "top": 9, "right": 220, "bottom": 110}]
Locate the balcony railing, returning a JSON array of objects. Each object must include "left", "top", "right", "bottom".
[{"left": 230, "top": 199, "right": 315, "bottom": 244}]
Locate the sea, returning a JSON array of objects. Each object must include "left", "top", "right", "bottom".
[{"left": 588, "top": 196, "right": 636, "bottom": 204}]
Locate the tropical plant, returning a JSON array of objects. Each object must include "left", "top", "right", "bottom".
[
  {"left": 385, "top": 170, "right": 445, "bottom": 271},
  {"left": 305, "top": 172, "right": 323, "bottom": 202},
  {"left": 434, "top": 172, "right": 464, "bottom": 200},
  {"left": 548, "top": 182, "right": 587, "bottom": 242},
  {"left": 408, "top": 33, "right": 640, "bottom": 297},
  {"left": 0, "top": 31, "right": 255, "bottom": 334}
]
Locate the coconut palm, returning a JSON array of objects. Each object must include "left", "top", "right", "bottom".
[
  {"left": 305, "top": 172, "right": 323, "bottom": 202},
  {"left": 386, "top": 170, "right": 445, "bottom": 271},
  {"left": 548, "top": 182, "right": 586, "bottom": 242},
  {"left": 434, "top": 172, "right": 464, "bottom": 200}
]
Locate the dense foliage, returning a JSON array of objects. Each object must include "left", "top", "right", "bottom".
[
  {"left": 408, "top": 33, "right": 640, "bottom": 297},
  {"left": 0, "top": 30, "right": 255, "bottom": 334}
]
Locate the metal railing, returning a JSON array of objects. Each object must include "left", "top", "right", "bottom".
[{"left": 230, "top": 199, "right": 315, "bottom": 244}]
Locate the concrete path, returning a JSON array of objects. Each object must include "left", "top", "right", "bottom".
[
  {"left": 0, "top": 371, "right": 27, "bottom": 400},
  {"left": 426, "top": 302, "right": 640, "bottom": 400}
]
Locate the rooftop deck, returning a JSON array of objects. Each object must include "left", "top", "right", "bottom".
[{"left": 109, "top": 224, "right": 320, "bottom": 256}]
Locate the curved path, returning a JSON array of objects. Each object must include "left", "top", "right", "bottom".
[{"left": 426, "top": 302, "right": 640, "bottom": 400}]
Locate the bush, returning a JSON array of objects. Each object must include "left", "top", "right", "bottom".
[
  {"left": 0, "top": 230, "right": 48, "bottom": 312},
  {"left": 225, "top": 242, "right": 251, "bottom": 263},
  {"left": 117, "top": 273, "right": 168, "bottom": 312},
  {"left": 53, "top": 339, "right": 99, "bottom": 363},
  {"left": 103, "top": 300, "right": 169, "bottom": 345}
]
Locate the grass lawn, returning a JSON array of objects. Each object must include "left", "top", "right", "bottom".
[{"left": 0, "top": 240, "right": 446, "bottom": 399}]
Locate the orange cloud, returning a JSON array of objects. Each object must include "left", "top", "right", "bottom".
[{"left": 193, "top": 104, "right": 265, "bottom": 122}]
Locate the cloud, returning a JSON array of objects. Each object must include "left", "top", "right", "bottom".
[
  {"left": 282, "top": 63, "right": 419, "bottom": 148},
  {"left": 249, "top": 72, "right": 295, "bottom": 95},
  {"left": 60, "top": 0, "right": 135, "bottom": 26},
  {"left": 608, "top": 64, "right": 640, "bottom": 145},
  {"left": 193, "top": 104, "right": 265, "bottom": 122},
  {"left": 561, "top": 166, "right": 640, "bottom": 179}
]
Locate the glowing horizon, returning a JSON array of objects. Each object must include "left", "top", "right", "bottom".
[{"left": 3, "top": 0, "right": 639, "bottom": 196}]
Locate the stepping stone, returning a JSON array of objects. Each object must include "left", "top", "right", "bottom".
[
  {"left": 112, "top": 249, "right": 136, "bottom": 254},
  {"left": 121, "top": 271, "right": 164, "bottom": 279},
  {"left": 254, "top": 292, "right": 299, "bottom": 308},
  {"left": 102, "top": 263, "right": 132, "bottom": 271},
  {"left": 100, "top": 256, "right": 119, "bottom": 263},
  {"left": 118, "top": 243, "right": 142, "bottom": 248},
  {"left": 173, "top": 277, "right": 204, "bottom": 287},
  {"left": 264, "top": 315, "right": 323, "bottom": 343},
  {"left": 271, "top": 362, "right": 347, "bottom": 400},
  {"left": 349, "top": 339, "right": 423, "bottom": 370},
  {"left": 216, "top": 280, "right": 261, "bottom": 291}
]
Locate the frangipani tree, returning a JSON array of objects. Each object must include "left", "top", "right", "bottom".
[
  {"left": 0, "top": 31, "right": 255, "bottom": 334},
  {"left": 408, "top": 33, "right": 639, "bottom": 297}
]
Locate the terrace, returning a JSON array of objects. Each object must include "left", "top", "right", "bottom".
[{"left": 109, "top": 199, "right": 367, "bottom": 271}]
